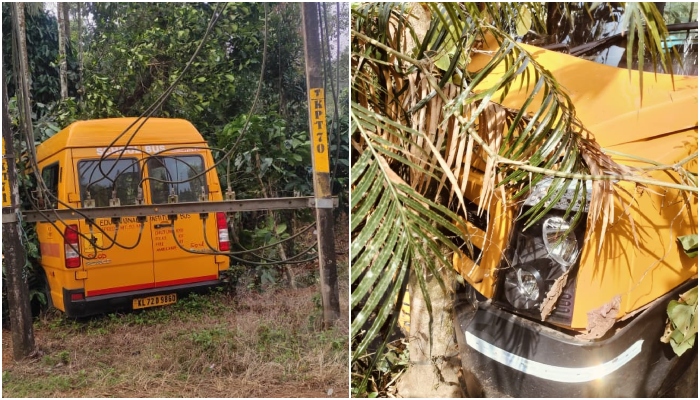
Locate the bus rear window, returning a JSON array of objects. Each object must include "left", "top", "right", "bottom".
[
  {"left": 147, "top": 155, "right": 206, "bottom": 204},
  {"left": 78, "top": 158, "right": 141, "bottom": 207}
]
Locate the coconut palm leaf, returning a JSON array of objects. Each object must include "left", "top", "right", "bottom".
[{"left": 350, "top": 1, "right": 687, "bottom": 372}]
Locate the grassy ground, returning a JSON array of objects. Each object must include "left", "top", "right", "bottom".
[{"left": 2, "top": 223, "right": 349, "bottom": 398}]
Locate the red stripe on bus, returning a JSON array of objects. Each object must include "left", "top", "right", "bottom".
[
  {"left": 87, "top": 283, "right": 154, "bottom": 297},
  {"left": 155, "top": 275, "right": 218, "bottom": 288},
  {"left": 85, "top": 275, "right": 217, "bottom": 297}
]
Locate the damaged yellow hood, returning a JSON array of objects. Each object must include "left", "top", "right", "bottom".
[
  {"left": 469, "top": 39, "right": 698, "bottom": 149},
  {"left": 463, "top": 39, "right": 698, "bottom": 329}
]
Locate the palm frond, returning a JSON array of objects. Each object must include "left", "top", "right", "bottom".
[
  {"left": 350, "top": 105, "right": 468, "bottom": 362},
  {"left": 350, "top": 1, "right": 687, "bottom": 368}
]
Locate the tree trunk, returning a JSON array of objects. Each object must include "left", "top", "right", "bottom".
[
  {"left": 62, "top": 2, "right": 71, "bottom": 40},
  {"left": 57, "top": 2, "right": 68, "bottom": 100},
  {"left": 396, "top": 270, "right": 462, "bottom": 397},
  {"left": 2, "top": 58, "right": 36, "bottom": 361},
  {"left": 77, "top": 2, "right": 84, "bottom": 108},
  {"left": 14, "top": 2, "right": 36, "bottom": 156}
]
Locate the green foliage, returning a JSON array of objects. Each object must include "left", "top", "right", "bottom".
[
  {"left": 678, "top": 234, "right": 699, "bottom": 258},
  {"left": 4, "top": 1, "right": 346, "bottom": 313},
  {"left": 662, "top": 287, "right": 698, "bottom": 356},
  {"left": 219, "top": 112, "right": 313, "bottom": 197},
  {"left": 82, "top": 3, "right": 264, "bottom": 129},
  {"left": 2, "top": 370, "right": 90, "bottom": 397},
  {"left": 2, "top": 4, "right": 80, "bottom": 113},
  {"left": 191, "top": 326, "right": 230, "bottom": 351},
  {"left": 663, "top": 2, "right": 699, "bottom": 26}
]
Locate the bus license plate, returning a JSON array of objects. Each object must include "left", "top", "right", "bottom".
[{"left": 133, "top": 293, "right": 177, "bottom": 309}]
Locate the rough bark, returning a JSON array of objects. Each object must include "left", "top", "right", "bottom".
[
  {"left": 14, "top": 3, "right": 36, "bottom": 160},
  {"left": 62, "top": 2, "right": 71, "bottom": 40},
  {"left": 2, "top": 58, "right": 36, "bottom": 360},
  {"left": 396, "top": 270, "right": 462, "bottom": 397},
  {"left": 57, "top": 2, "right": 68, "bottom": 100}
]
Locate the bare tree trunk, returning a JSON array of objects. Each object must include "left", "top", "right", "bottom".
[
  {"left": 57, "top": 2, "right": 68, "bottom": 100},
  {"left": 62, "top": 2, "right": 71, "bottom": 40},
  {"left": 396, "top": 270, "right": 462, "bottom": 397},
  {"left": 77, "top": 2, "right": 84, "bottom": 109},
  {"left": 275, "top": 227, "right": 296, "bottom": 289},
  {"left": 2, "top": 42, "right": 36, "bottom": 361}
]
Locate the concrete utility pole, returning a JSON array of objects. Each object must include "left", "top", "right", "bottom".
[
  {"left": 2, "top": 65, "right": 36, "bottom": 360},
  {"left": 301, "top": 2, "right": 340, "bottom": 328}
]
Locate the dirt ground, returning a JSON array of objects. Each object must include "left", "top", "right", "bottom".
[
  {"left": 3, "top": 287, "right": 347, "bottom": 398},
  {"left": 2, "top": 214, "right": 349, "bottom": 398}
]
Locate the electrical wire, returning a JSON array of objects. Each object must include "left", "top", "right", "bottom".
[
  {"left": 238, "top": 240, "right": 319, "bottom": 264},
  {"left": 21, "top": 187, "right": 142, "bottom": 260},
  {"left": 149, "top": 214, "right": 319, "bottom": 266},
  {"left": 24, "top": 146, "right": 284, "bottom": 260},
  {"left": 22, "top": 3, "right": 227, "bottom": 221},
  {"left": 90, "top": 2, "right": 229, "bottom": 188},
  {"left": 200, "top": 222, "right": 319, "bottom": 265},
  {"left": 46, "top": 2, "right": 269, "bottom": 214},
  {"left": 165, "top": 221, "right": 317, "bottom": 265},
  {"left": 92, "top": 2, "right": 269, "bottom": 200},
  {"left": 17, "top": 4, "right": 313, "bottom": 263},
  {"left": 86, "top": 219, "right": 146, "bottom": 251},
  {"left": 225, "top": 2, "right": 268, "bottom": 192},
  {"left": 319, "top": 3, "right": 343, "bottom": 184},
  {"left": 198, "top": 214, "right": 317, "bottom": 255}
]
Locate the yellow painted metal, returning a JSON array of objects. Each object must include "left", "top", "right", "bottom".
[
  {"left": 308, "top": 88, "right": 331, "bottom": 174},
  {"left": 455, "top": 37, "right": 698, "bottom": 328},
  {"left": 149, "top": 146, "right": 223, "bottom": 290},
  {"left": 452, "top": 171, "right": 515, "bottom": 298},
  {"left": 35, "top": 118, "right": 229, "bottom": 312},
  {"left": 2, "top": 138, "right": 10, "bottom": 207},
  {"left": 70, "top": 143, "right": 157, "bottom": 298},
  {"left": 35, "top": 118, "right": 207, "bottom": 163}
]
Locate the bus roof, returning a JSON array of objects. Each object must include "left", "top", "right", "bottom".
[{"left": 36, "top": 118, "right": 207, "bottom": 162}]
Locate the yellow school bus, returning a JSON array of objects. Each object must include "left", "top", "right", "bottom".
[{"left": 34, "top": 118, "right": 230, "bottom": 317}]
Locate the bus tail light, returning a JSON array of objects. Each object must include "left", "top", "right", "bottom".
[
  {"left": 216, "top": 212, "right": 230, "bottom": 251},
  {"left": 64, "top": 224, "right": 81, "bottom": 268}
]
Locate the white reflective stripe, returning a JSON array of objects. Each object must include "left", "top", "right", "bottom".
[{"left": 465, "top": 331, "right": 644, "bottom": 383}]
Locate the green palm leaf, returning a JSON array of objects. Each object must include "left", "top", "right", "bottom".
[{"left": 350, "top": 2, "right": 690, "bottom": 379}]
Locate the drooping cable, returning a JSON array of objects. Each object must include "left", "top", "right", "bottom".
[
  {"left": 166, "top": 222, "right": 318, "bottom": 265},
  {"left": 319, "top": 3, "right": 342, "bottom": 184},
  {"left": 26, "top": 2, "right": 229, "bottom": 233},
  {"left": 91, "top": 2, "right": 229, "bottom": 189},
  {"left": 225, "top": 2, "right": 268, "bottom": 192}
]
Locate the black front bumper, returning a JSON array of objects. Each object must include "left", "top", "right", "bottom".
[
  {"left": 453, "top": 279, "right": 697, "bottom": 397},
  {"left": 63, "top": 279, "right": 221, "bottom": 318}
]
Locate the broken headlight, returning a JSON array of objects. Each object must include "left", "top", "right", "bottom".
[
  {"left": 498, "top": 178, "right": 589, "bottom": 325},
  {"left": 542, "top": 216, "right": 579, "bottom": 266}
]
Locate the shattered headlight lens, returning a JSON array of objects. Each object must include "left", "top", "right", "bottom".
[
  {"left": 542, "top": 216, "right": 579, "bottom": 266},
  {"left": 496, "top": 178, "right": 589, "bottom": 325},
  {"left": 504, "top": 264, "right": 545, "bottom": 310}
]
